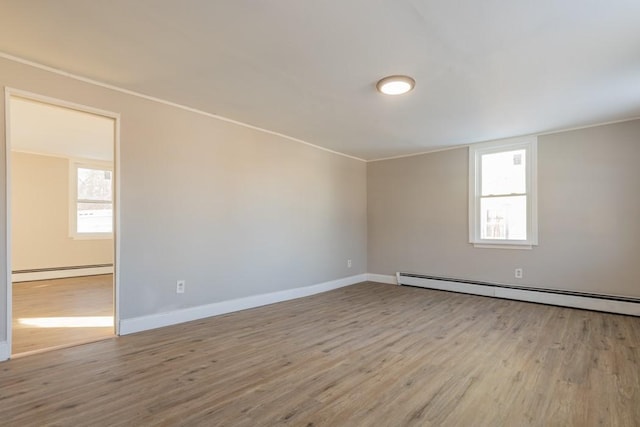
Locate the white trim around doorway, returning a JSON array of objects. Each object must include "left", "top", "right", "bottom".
[{"left": 3, "top": 87, "right": 121, "bottom": 360}]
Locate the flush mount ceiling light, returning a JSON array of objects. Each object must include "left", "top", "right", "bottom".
[{"left": 376, "top": 75, "right": 415, "bottom": 95}]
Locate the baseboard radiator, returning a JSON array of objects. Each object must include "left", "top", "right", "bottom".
[
  {"left": 397, "top": 272, "right": 640, "bottom": 317},
  {"left": 12, "top": 264, "right": 114, "bottom": 283}
]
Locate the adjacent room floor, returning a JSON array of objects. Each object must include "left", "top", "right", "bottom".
[
  {"left": 1, "top": 282, "right": 639, "bottom": 425},
  {"left": 11, "top": 274, "right": 114, "bottom": 356}
]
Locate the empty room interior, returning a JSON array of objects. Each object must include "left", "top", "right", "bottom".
[
  {"left": 0, "top": 2, "right": 639, "bottom": 426},
  {"left": 9, "top": 96, "right": 116, "bottom": 356}
]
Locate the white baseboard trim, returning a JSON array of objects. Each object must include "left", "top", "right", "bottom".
[
  {"left": 0, "top": 341, "right": 9, "bottom": 361},
  {"left": 12, "top": 266, "right": 114, "bottom": 283},
  {"left": 399, "top": 275, "right": 640, "bottom": 317},
  {"left": 366, "top": 273, "right": 397, "bottom": 285},
  {"left": 119, "top": 273, "right": 368, "bottom": 335}
]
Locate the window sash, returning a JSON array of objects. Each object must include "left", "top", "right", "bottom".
[
  {"left": 78, "top": 198, "right": 112, "bottom": 204},
  {"left": 480, "top": 193, "right": 527, "bottom": 199}
]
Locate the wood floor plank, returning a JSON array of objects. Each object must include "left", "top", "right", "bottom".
[
  {"left": 1, "top": 282, "right": 639, "bottom": 426},
  {"left": 12, "top": 274, "right": 114, "bottom": 355}
]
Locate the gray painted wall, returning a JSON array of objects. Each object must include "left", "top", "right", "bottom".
[
  {"left": 0, "top": 57, "right": 367, "bottom": 341},
  {"left": 368, "top": 119, "right": 640, "bottom": 298}
]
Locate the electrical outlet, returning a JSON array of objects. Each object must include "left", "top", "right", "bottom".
[
  {"left": 515, "top": 268, "right": 523, "bottom": 279},
  {"left": 347, "top": 259, "right": 352, "bottom": 268},
  {"left": 176, "top": 280, "right": 186, "bottom": 294}
]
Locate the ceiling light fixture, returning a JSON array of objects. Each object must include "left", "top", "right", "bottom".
[{"left": 376, "top": 75, "right": 415, "bottom": 95}]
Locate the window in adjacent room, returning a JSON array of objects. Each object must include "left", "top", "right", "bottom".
[
  {"left": 70, "top": 161, "right": 113, "bottom": 238},
  {"left": 469, "top": 137, "right": 537, "bottom": 248}
]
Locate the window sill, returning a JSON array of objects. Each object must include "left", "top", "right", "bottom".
[
  {"left": 70, "top": 233, "right": 114, "bottom": 241},
  {"left": 472, "top": 242, "right": 534, "bottom": 250}
]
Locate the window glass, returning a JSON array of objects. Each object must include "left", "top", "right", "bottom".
[
  {"left": 77, "top": 202, "right": 113, "bottom": 233},
  {"left": 481, "top": 149, "right": 526, "bottom": 196},
  {"left": 480, "top": 195, "right": 527, "bottom": 240},
  {"left": 72, "top": 163, "right": 113, "bottom": 236},
  {"left": 78, "top": 167, "right": 112, "bottom": 201}
]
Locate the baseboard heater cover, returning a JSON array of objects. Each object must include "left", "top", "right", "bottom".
[
  {"left": 12, "top": 264, "right": 114, "bottom": 282},
  {"left": 12, "top": 264, "right": 113, "bottom": 274},
  {"left": 398, "top": 273, "right": 640, "bottom": 316}
]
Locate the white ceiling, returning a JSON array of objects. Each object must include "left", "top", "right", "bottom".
[
  {"left": 10, "top": 97, "right": 114, "bottom": 162},
  {"left": 1, "top": 1, "right": 639, "bottom": 160}
]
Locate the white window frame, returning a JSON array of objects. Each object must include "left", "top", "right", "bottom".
[
  {"left": 469, "top": 136, "right": 538, "bottom": 249},
  {"left": 69, "top": 160, "right": 114, "bottom": 240}
]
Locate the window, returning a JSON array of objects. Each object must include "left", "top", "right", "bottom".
[
  {"left": 469, "top": 137, "right": 537, "bottom": 248},
  {"left": 70, "top": 161, "right": 113, "bottom": 238}
]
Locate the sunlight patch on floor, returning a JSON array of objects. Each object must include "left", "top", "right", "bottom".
[{"left": 18, "top": 316, "right": 113, "bottom": 328}]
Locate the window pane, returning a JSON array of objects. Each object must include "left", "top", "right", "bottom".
[
  {"left": 480, "top": 195, "right": 527, "bottom": 240},
  {"left": 78, "top": 167, "right": 112, "bottom": 201},
  {"left": 481, "top": 149, "right": 526, "bottom": 196},
  {"left": 77, "top": 202, "right": 112, "bottom": 233}
]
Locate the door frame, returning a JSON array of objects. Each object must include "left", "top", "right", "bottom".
[{"left": 4, "top": 87, "right": 121, "bottom": 356}]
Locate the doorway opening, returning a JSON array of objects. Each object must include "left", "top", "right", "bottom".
[{"left": 6, "top": 90, "right": 119, "bottom": 357}]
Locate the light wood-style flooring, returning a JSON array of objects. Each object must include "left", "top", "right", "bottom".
[
  {"left": 1, "top": 282, "right": 639, "bottom": 426},
  {"left": 12, "top": 274, "right": 114, "bottom": 355}
]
